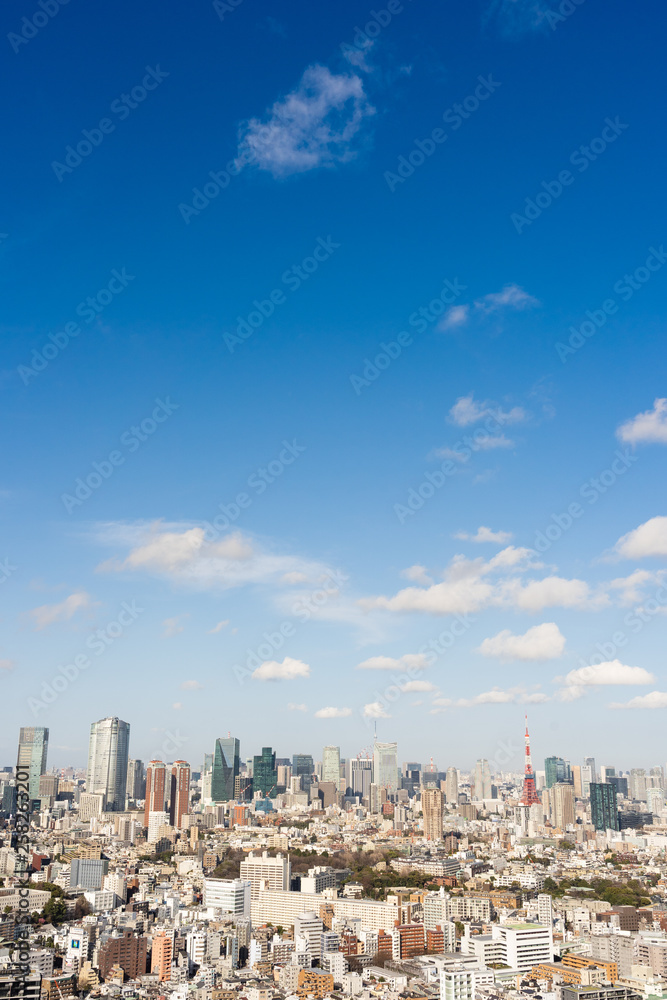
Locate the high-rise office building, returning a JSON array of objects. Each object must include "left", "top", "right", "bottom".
[
  {"left": 347, "top": 758, "right": 373, "bottom": 800},
  {"left": 571, "top": 765, "right": 582, "bottom": 798},
  {"left": 549, "top": 782, "right": 575, "bottom": 830},
  {"left": 253, "top": 748, "right": 278, "bottom": 797},
  {"left": 322, "top": 746, "right": 341, "bottom": 786},
  {"left": 422, "top": 787, "right": 444, "bottom": 840},
  {"left": 445, "top": 767, "right": 458, "bottom": 804},
  {"left": 590, "top": 782, "right": 619, "bottom": 831},
  {"left": 170, "top": 761, "right": 190, "bottom": 828},
  {"left": 17, "top": 728, "right": 49, "bottom": 803},
  {"left": 293, "top": 754, "right": 314, "bottom": 793},
  {"left": 473, "top": 759, "right": 492, "bottom": 800},
  {"left": 544, "top": 756, "right": 571, "bottom": 789},
  {"left": 86, "top": 717, "right": 129, "bottom": 811},
  {"left": 373, "top": 741, "right": 398, "bottom": 796},
  {"left": 212, "top": 737, "right": 240, "bottom": 802},
  {"left": 584, "top": 757, "right": 596, "bottom": 783},
  {"left": 630, "top": 768, "right": 647, "bottom": 802},
  {"left": 126, "top": 759, "right": 145, "bottom": 802},
  {"left": 144, "top": 761, "right": 167, "bottom": 827},
  {"left": 581, "top": 764, "right": 593, "bottom": 798}
]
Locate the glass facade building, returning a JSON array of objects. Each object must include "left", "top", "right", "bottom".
[
  {"left": 212, "top": 737, "right": 240, "bottom": 802},
  {"left": 253, "top": 747, "right": 278, "bottom": 797},
  {"left": 17, "top": 727, "right": 49, "bottom": 804},
  {"left": 590, "top": 781, "right": 619, "bottom": 831},
  {"left": 87, "top": 717, "right": 130, "bottom": 812}
]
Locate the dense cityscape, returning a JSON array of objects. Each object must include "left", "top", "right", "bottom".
[{"left": 2, "top": 718, "right": 667, "bottom": 1000}]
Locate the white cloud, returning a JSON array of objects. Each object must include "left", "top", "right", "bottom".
[
  {"left": 433, "top": 686, "right": 548, "bottom": 709},
  {"left": 400, "top": 680, "right": 437, "bottom": 693},
  {"left": 478, "top": 622, "right": 566, "bottom": 661},
  {"left": 361, "top": 546, "right": 598, "bottom": 617},
  {"left": 475, "top": 284, "right": 540, "bottom": 313},
  {"left": 96, "top": 521, "right": 337, "bottom": 592},
  {"left": 438, "top": 304, "right": 470, "bottom": 331},
  {"left": 237, "top": 64, "right": 375, "bottom": 177},
  {"left": 180, "top": 679, "right": 203, "bottom": 690},
  {"left": 281, "top": 572, "right": 309, "bottom": 585},
  {"left": 162, "top": 615, "right": 189, "bottom": 638},
  {"left": 287, "top": 703, "right": 308, "bottom": 712},
  {"left": 314, "top": 706, "right": 352, "bottom": 718},
  {"left": 614, "top": 517, "right": 667, "bottom": 559},
  {"left": 356, "top": 653, "right": 430, "bottom": 671},
  {"left": 610, "top": 691, "right": 667, "bottom": 710},
  {"left": 608, "top": 570, "right": 661, "bottom": 605},
  {"left": 252, "top": 657, "right": 310, "bottom": 681},
  {"left": 172, "top": 702, "right": 182, "bottom": 710},
  {"left": 208, "top": 619, "right": 230, "bottom": 634},
  {"left": 617, "top": 398, "right": 667, "bottom": 445},
  {"left": 29, "top": 591, "right": 93, "bottom": 631},
  {"left": 448, "top": 394, "right": 526, "bottom": 428},
  {"left": 362, "top": 701, "right": 391, "bottom": 718},
  {"left": 561, "top": 660, "right": 655, "bottom": 689},
  {"left": 455, "top": 526, "right": 513, "bottom": 544},
  {"left": 401, "top": 564, "right": 433, "bottom": 585}
]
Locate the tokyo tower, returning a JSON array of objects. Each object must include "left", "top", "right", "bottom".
[{"left": 519, "top": 715, "right": 541, "bottom": 806}]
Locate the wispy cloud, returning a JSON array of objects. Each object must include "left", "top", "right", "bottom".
[
  {"left": 448, "top": 394, "right": 526, "bottom": 428},
  {"left": 287, "top": 702, "right": 308, "bottom": 712},
  {"left": 432, "top": 685, "right": 548, "bottom": 711},
  {"left": 180, "top": 679, "right": 203, "bottom": 690},
  {"left": 438, "top": 285, "right": 539, "bottom": 330},
  {"left": 357, "top": 653, "right": 430, "bottom": 671},
  {"left": 455, "top": 526, "right": 513, "bottom": 544},
  {"left": 28, "top": 591, "right": 93, "bottom": 631},
  {"left": 237, "top": 64, "right": 375, "bottom": 177},
  {"left": 162, "top": 614, "right": 189, "bottom": 638},
  {"left": 485, "top": 0, "right": 551, "bottom": 37},
  {"left": 208, "top": 619, "right": 230, "bottom": 634}
]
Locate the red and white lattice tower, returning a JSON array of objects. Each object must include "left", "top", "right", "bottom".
[{"left": 519, "top": 715, "right": 541, "bottom": 806}]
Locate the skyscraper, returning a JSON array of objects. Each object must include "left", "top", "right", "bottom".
[
  {"left": 170, "top": 760, "right": 190, "bottom": 828},
  {"left": 347, "top": 758, "right": 372, "bottom": 800},
  {"left": 322, "top": 746, "right": 341, "bottom": 786},
  {"left": 445, "top": 767, "right": 458, "bottom": 804},
  {"left": 293, "top": 754, "right": 314, "bottom": 792},
  {"left": 144, "top": 761, "right": 167, "bottom": 826},
  {"left": 373, "top": 741, "right": 398, "bottom": 796},
  {"left": 17, "top": 728, "right": 49, "bottom": 803},
  {"left": 544, "top": 756, "right": 571, "bottom": 788},
  {"left": 629, "top": 768, "right": 647, "bottom": 802},
  {"left": 126, "top": 759, "right": 145, "bottom": 802},
  {"left": 86, "top": 717, "right": 130, "bottom": 812},
  {"left": 212, "top": 737, "right": 240, "bottom": 802},
  {"left": 550, "top": 782, "right": 575, "bottom": 830},
  {"left": 590, "top": 782, "right": 619, "bottom": 831},
  {"left": 584, "top": 757, "right": 597, "bottom": 782},
  {"left": 473, "top": 759, "right": 492, "bottom": 800},
  {"left": 253, "top": 747, "right": 278, "bottom": 797},
  {"left": 422, "top": 787, "right": 444, "bottom": 840}
]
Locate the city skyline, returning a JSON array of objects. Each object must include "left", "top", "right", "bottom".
[
  {"left": 7, "top": 717, "right": 667, "bottom": 777},
  {"left": 2, "top": 0, "right": 667, "bottom": 769}
]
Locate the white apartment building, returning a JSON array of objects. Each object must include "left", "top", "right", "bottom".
[
  {"left": 495, "top": 922, "right": 553, "bottom": 971},
  {"left": 203, "top": 877, "right": 251, "bottom": 918},
  {"left": 251, "top": 888, "right": 400, "bottom": 931},
  {"left": 440, "top": 967, "right": 476, "bottom": 1000},
  {"left": 295, "top": 911, "right": 323, "bottom": 963},
  {"left": 240, "top": 851, "right": 290, "bottom": 899},
  {"left": 322, "top": 951, "right": 348, "bottom": 983}
]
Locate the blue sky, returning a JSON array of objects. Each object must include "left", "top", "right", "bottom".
[{"left": 2, "top": 0, "right": 667, "bottom": 774}]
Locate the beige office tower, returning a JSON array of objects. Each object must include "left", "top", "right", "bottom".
[
  {"left": 445, "top": 767, "right": 458, "bottom": 804},
  {"left": 473, "top": 759, "right": 492, "bottom": 800},
  {"left": 422, "top": 787, "right": 444, "bottom": 840},
  {"left": 571, "top": 765, "right": 582, "bottom": 798},
  {"left": 322, "top": 746, "right": 341, "bottom": 786},
  {"left": 551, "top": 782, "right": 575, "bottom": 830}
]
